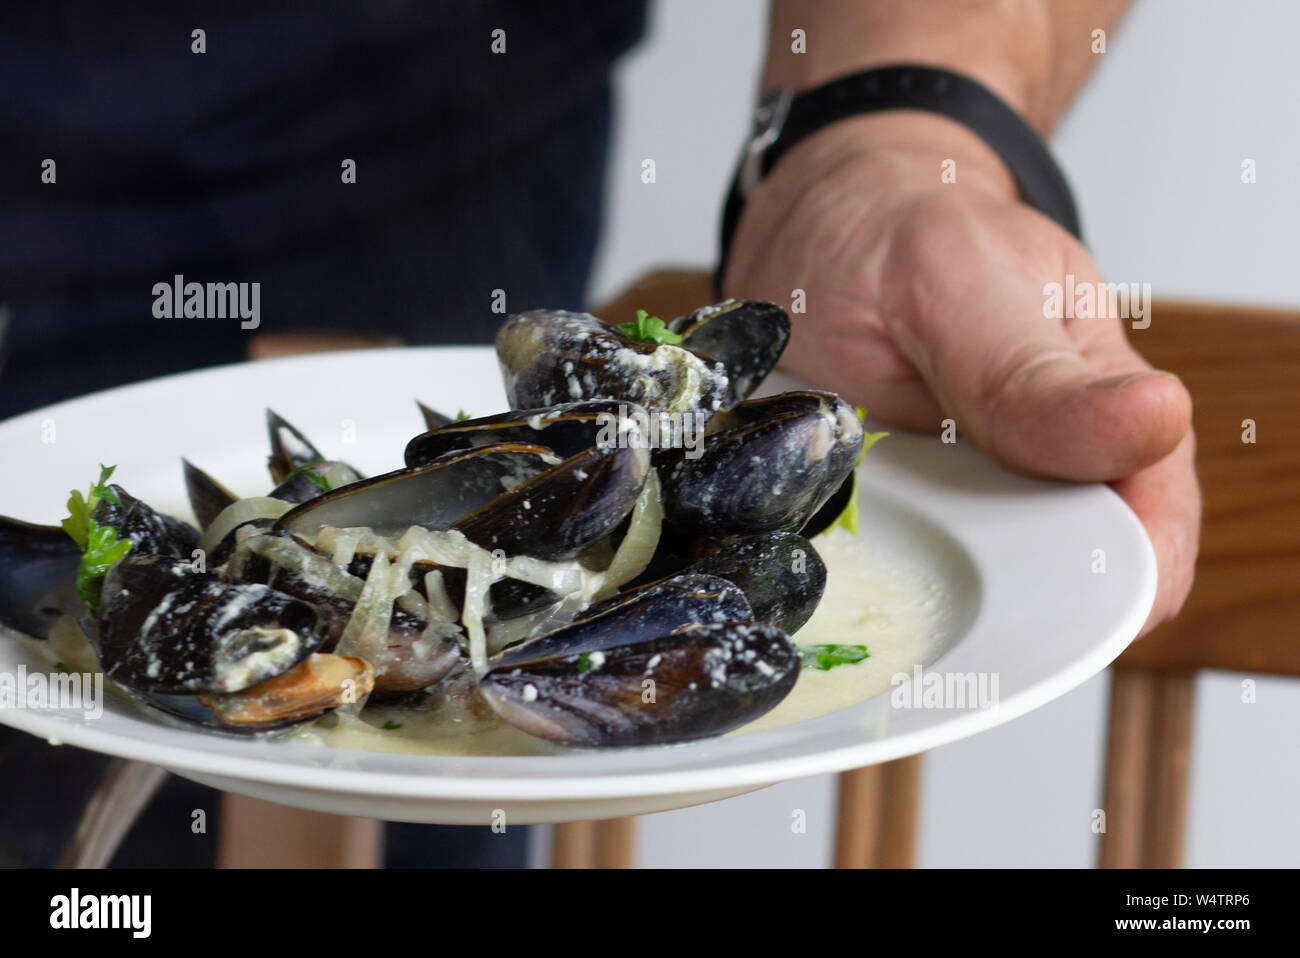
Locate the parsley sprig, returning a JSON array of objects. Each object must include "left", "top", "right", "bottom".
[
  {"left": 62, "top": 465, "right": 132, "bottom": 611},
  {"left": 618, "top": 309, "right": 684, "bottom": 346},
  {"left": 830, "top": 407, "right": 888, "bottom": 536},
  {"left": 284, "top": 459, "right": 332, "bottom": 493},
  {"left": 800, "top": 644, "right": 870, "bottom": 671}
]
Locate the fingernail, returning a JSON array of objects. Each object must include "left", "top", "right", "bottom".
[{"left": 1085, "top": 370, "right": 1180, "bottom": 391}]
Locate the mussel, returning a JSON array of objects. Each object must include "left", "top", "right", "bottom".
[
  {"left": 97, "top": 554, "right": 328, "bottom": 694},
  {"left": 266, "top": 410, "right": 363, "bottom": 504},
  {"left": 479, "top": 574, "right": 799, "bottom": 747},
  {"left": 0, "top": 517, "right": 83, "bottom": 638},
  {"left": 280, "top": 441, "right": 648, "bottom": 562},
  {"left": 655, "top": 390, "right": 863, "bottom": 541},
  {"left": 93, "top": 484, "right": 200, "bottom": 558},
  {"left": 496, "top": 310, "right": 730, "bottom": 416}
]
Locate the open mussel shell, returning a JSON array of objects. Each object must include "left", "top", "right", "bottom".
[
  {"left": 481, "top": 624, "right": 798, "bottom": 749},
  {"left": 496, "top": 309, "right": 729, "bottom": 416},
  {"left": 669, "top": 300, "right": 791, "bottom": 407},
  {"left": 98, "top": 554, "right": 327, "bottom": 694},
  {"left": 451, "top": 442, "right": 649, "bottom": 561},
  {"left": 265, "top": 410, "right": 364, "bottom": 504},
  {"left": 93, "top": 484, "right": 200, "bottom": 559},
  {"left": 416, "top": 401, "right": 455, "bottom": 433},
  {"left": 656, "top": 390, "right": 863, "bottom": 539},
  {"left": 228, "top": 533, "right": 466, "bottom": 695},
  {"left": 199, "top": 652, "right": 374, "bottom": 727},
  {"left": 182, "top": 460, "right": 239, "bottom": 531},
  {"left": 276, "top": 444, "right": 554, "bottom": 540},
  {"left": 81, "top": 616, "right": 358, "bottom": 735},
  {"left": 0, "top": 516, "right": 83, "bottom": 638},
  {"left": 404, "top": 400, "right": 635, "bottom": 468},
  {"left": 267, "top": 409, "right": 325, "bottom": 484}
]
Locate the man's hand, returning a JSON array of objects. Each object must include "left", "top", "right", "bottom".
[{"left": 723, "top": 112, "right": 1199, "bottom": 633}]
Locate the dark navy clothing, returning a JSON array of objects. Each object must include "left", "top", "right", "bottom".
[
  {"left": 0, "top": 1, "right": 648, "bottom": 867},
  {"left": 0, "top": 1, "right": 647, "bottom": 414}
]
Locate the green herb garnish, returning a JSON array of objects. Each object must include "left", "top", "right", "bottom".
[
  {"left": 61, "top": 463, "right": 121, "bottom": 549},
  {"left": 285, "top": 459, "right": 332, "bottom": 493},
  {"left": 577, "top": 652, "right": 592, "bottom": 674},
  {"left": 800, "top": 644, "right": 870, "bottom": 671},
  {"left": 618, "top": 309, "right": 684, "bottom": 346},
  {"left": 454, "top": 409, "right": 472, "bottom": 422},
  {"left": 382, "top": 720, "right": 404, "bottom": 730},
  {"left": 62, "top": 465, "right": 133, "bottom": 612},
  {"left": 829, "top": 407, "right": 888, "bottom": 536},
  {"left": 76, "top": 521, "right": 132, "bottom": 610}
]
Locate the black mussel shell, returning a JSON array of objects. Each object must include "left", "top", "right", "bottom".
[
  {"left": 800, "top": 473, "right": 855, "bottom": 540},
  {"left": 92, "top": 485, "right": 200, "bottom": 559},
  {"left": 0, "top": 517, "right": 83, "bottom": 638},
  {"left": 276, "top": 444, "right": 555, "bottom": 540},
  {"left": 669, "top": 300, "right": 791, "bottom": 407},
  {"left": 404, "top": 400, "right": 635, "bottom": 468},
  {"left": 565, "top": 573, "right": 755, "bottom": 654},
  {"left": 480, "top": 614, "right": 799, "bottom": 748},
  {"left": 496, "top": 309, "right": 729, "bottom": 416},
  {"left": 265, "top": 410, "right": 363, "bottom": 504},
  {"left": 451, "top": 442, "right": 648, "bottom": 561},
  {"left": 655, "top": 390, "right": 863, "bottom": 538},
  {"left": 416, "top": 401, "right": 455, "bottom": 433},
  {"left": 679, "top": 532, "right": 826, "bottom": 636},
  {"left": 182, "top": 460, "right": 239, "bottom": 531},
  {"left": 98, "top": 554, "right": 326, "bottom": 694},
  {"left": 267, "top": 409, "right": 325, "bottom": 484}
]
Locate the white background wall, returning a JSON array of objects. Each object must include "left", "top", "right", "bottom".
[{"left": 572, "top": 0, "right": 1300, "bottom": 867}]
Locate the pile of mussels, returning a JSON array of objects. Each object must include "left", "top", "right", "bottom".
[{"left": 0, "top": 301, "right": 865, "bottom": 747}]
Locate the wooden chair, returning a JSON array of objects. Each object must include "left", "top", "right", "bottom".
[{"left": 213, "top": 269, "right": 1299, "bottom": 869}]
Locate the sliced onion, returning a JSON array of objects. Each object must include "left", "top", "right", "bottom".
[
  {"left": 199, "top": 497, "right": 292, "bottom": 558},
  {"left": 462, "top": 547, "right": 496, "bottom": 675},
  {"left": 593, "top": 470, "right": 662, "bottom": 597}
]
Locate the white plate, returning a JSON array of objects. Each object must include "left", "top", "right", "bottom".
[{"left": 0, "top": 348, "right": 1155, "bottom": 823}]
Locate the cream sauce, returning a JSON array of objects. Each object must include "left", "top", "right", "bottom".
[{"left": 292, "top": 526, "right": 951, "bottom": 754}]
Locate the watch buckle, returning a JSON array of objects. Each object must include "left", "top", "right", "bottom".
[{"left": 738, "top": 88, "right": 793, "bottom": 199}]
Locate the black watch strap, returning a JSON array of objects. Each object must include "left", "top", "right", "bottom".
[{"left": 717, "top": 64, "right": 1082, "bottom": 295}]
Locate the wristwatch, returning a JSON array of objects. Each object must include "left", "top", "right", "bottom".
[{"left": 717, "top": 63, "right": 1082, "bottom": 295}]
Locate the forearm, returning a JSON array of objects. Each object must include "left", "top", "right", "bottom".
[{"left": 762, "top": 0, "right": 1129, "bottom": 134}]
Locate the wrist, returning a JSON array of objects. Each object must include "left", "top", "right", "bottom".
[{"left": 772, "top": 111, "right": 1020, "bottom": 204}]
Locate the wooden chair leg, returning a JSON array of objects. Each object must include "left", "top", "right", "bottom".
[
  {"left": 552, "top": 818, "right": 638, "bottom": 868},
  {"left": 1099, "top": 666, "right": 1195, "bottom": 868},
  {"left": 216, "top": 793, "right": 383, "bottom": 868},
  {"left": 552, "top": 821, "right": 597, "bottom": 867},
  {"left": 835, "top": 755, "right": 923, "bottom": 868}
]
